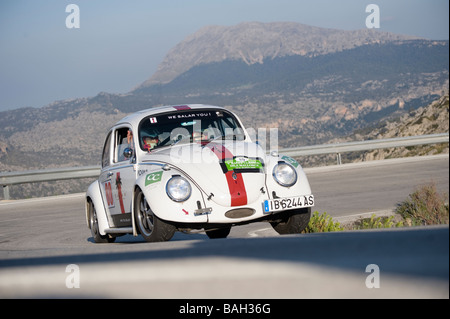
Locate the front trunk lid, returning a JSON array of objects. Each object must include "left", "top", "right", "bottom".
[{"left": 145, "top": 140, "right": 267, "bottom": 207}]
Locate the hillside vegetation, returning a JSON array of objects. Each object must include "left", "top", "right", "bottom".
[{"left": 351, "top": 94, "right": 449, "bottom": 161}]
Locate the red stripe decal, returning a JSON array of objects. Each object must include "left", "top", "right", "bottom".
[
  {"left": 173, "top": 105, "right": 191, "bottom": 110},
  {"left": 115, "top": 172, "right": 126, "bottom": 214},
  {"left": 225, "top": 171, "right": 247, "bottom": 206},
  {"left": 206, "top": 144, "right": 247, "bottom": 207}
]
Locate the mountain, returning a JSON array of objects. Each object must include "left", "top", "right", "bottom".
[
  {"left": 133, "top": 33, "right": 448, "bottom": 146},
  {"left": 138, "top": 22, "right": 420, "bottom": 87},
  {"left": 0, "top": 22, "right": 448, "bottom": 178}
]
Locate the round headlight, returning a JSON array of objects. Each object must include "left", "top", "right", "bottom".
[
  {"left": 273, "top": 162, "right": 297, "bottom": 187},
  {"left": 166, "top": 176, "right": 192, "bottom": 202}
]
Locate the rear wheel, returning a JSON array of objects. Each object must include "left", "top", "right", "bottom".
[
  {"left": 89, "top": 201, "right": 115, "bottom": 243},
  {"left": 134, "top": 188, "right": 176, "bottom": 242},
  {"left": 270, "top": 207, "right": 311, "bottom": 235}
]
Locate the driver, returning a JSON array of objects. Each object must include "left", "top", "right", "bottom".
[
  {"left": 192, "top": 130, "right": 208, "bottom": 143},
  {"left": 143, "top": 135, "right": 159, "bottom": 151}
]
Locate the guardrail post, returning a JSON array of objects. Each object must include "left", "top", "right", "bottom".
[
  {"left": 337, "top": 153, "right": 342, "bottom": 165},
  {"left": 3, "top": 185, "right": 10, "bottom": 200}
]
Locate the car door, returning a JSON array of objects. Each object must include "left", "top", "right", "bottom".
[{"left": 99, "top": 126, "right": 136, "bottom": 228}]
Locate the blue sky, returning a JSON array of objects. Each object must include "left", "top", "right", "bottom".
[{"left": 0, "top": 0, "right": 448, "bottom": 111}]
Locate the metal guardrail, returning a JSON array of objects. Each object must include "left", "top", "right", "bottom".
[
  {"left": 277, "top": 133, "right": 449, "bottom": 164},
  {"left": 1, "top": 133, "right": 448, "bottom": 200},
  {"left": 0, "top": 166, "right": 101, "bottom": 201}
]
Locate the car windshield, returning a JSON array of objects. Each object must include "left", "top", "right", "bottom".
[{"left": 138, "top": 109, "right": 245, "bottom": 152}]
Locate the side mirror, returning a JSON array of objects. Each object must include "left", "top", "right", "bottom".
[{"left": 123, "top": 147, "right": 134, "bottom": 159}]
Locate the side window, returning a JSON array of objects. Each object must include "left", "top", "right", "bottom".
[
  {"left": 114, "top": 127, "right": 134, "bottom": 163},
  {"left": 101, "top": 131, "right": 112, "bottom": 168}
]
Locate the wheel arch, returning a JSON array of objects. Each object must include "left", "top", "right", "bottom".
[{"left": 131, "top": 184, "right": 177, "bottom": 236}]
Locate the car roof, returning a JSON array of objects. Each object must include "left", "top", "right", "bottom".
[{"left": 115, "top": 104, "right": 227, "bottom": 128}]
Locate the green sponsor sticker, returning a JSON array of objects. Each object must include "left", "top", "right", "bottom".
[
  {"left": 224, "top": 157, "right": 263, "bottom": 171},
  {"left": 281, "top": 155, "right": 299, "bottom": 168},
  {"left": 145, "top": 171, "right": 163, "bottom": 186}
]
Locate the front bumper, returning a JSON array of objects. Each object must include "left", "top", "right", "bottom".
[{"left": 195, "top": 194, "right": 314, "bottom": 224}]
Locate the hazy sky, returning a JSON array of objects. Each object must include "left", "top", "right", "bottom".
[{"left": 0, "top": 0, "right": 448, "bottom": 112}]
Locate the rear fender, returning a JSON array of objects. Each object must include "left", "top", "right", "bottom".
[{"left": 86, "top": 180, "right": 110, "bottom": 236}]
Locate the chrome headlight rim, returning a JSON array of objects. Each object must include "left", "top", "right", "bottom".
[
  {"left": 166, "top": 175, "right": 192, "bottom": 202},
  {"left": 272, "top": 162, "right": 298, "bottom": 187}
]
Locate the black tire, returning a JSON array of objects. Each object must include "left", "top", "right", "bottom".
[
  {"left": 270, "top": 207, "right": 311, "bottom": 235},
  {"left": 205, "top": 226, "right": 231, "bottom": 239},
  {"left": 88, "top": 200, "right": 115, "bottom": 243},
  {"left": 134, "top": 188, "right": 176, "bottom": 242}
]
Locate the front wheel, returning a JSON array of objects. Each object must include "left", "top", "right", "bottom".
[
  {"left": 134, "top": 188, "right": 176, "bottom": 242},
  {"left": 270, "top": 207, "right": 311, "bottom": 235}
]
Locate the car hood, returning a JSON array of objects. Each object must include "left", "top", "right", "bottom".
[{"left": 143, "top": 140, "right": 267, "bottom": 207}]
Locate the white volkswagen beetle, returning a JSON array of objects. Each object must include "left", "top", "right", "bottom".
[{"left": 85, "top": 104, "right": 314, "bottom": 243}]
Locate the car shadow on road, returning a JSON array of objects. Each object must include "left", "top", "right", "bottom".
[{"left": 1, "top": 226, "right": 448, "bottom": 282}]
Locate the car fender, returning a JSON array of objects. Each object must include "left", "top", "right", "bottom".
[
  {"left": 265, "top": 153, "right": 313, "bottom": 198},
  {"left": 134, "top": 165, "right": 208, "bottom": 223},
  {"left": 86, "top": 180, "right": 110, "bottom": 236}
]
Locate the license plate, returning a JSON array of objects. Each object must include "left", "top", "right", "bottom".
[{"left": 263, "top": 195, "right": 314, "bottom": 213}]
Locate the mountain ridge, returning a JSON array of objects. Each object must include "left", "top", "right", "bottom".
[{"left": 138, "top": 21, "right": 421, "bottom": 88}]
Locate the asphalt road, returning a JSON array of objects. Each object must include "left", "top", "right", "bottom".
[
  {"left": 0, "top": 155, "right": 448, "bottom": 299},
  {"left": 308, "top": 154, "right": 449, "bottom": 219}
]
